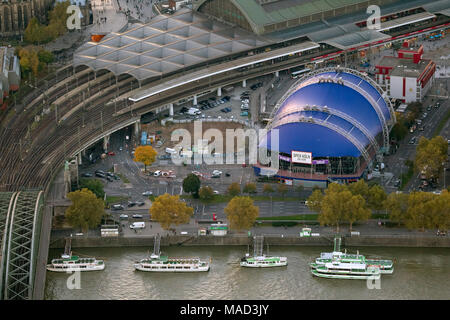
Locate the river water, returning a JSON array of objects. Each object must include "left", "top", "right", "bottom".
[{"left": 44, "top": 246, "right": 450, "bottom": 300}]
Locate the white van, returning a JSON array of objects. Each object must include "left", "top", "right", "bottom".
[
  {"left": 130, "top": 222, "right": 145, "bottom": 229},
  {"left": 166, "top": 147, "right": 176, "bottom": 154},
  {"left": 154, "top": 170, "right": 161, "bottom": 177}
]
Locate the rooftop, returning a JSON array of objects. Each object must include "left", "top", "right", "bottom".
[
  {"left": 378, "top": 56, "right": 432, "bottom": 78},
  {"left": 74, "top": 8, "right": 272, "bottom": 81}
]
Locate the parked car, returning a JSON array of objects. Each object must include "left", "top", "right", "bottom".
[
  {"left": 128, "top": 201, "right": 136, "bottom": 207},
  {"left": 95, "top": 172, "right": 106, "bottom": 178},
  {"left": 111, "top": 204, "right": 124, "bottom": 211},
  {"left": 108, "top": 151, "right": 115, "bottom": 156},
  {"left": 106, "top": 176, "right": 113, "bottom": 182},
  {"left": 119, "top": 214, "right": 128, "bottom": 219},
  {"left": 241, "top": 111, "right": 249, "bottom": 116},
  {"left": 81, "top": 173, "right": 93, "bottom": 177},
  {"left": 225, "top": 172, "right": 231, "bottom": 177},
  {"left": 212, "top": 170, "right": 222, "bottom": 176},
  {"left": 409, "top": 137, "right": 416, "bottom": 144},
  {"left": 136, "top": 201, "right": 145, "bottom": 207},
  {"left": 95, "top": 169, "right": 106, "bottom": 174},
  {"left": 142, "top": 191, "right": 153, "bottom": 196},
  {"left": 132, "top": 214, "right": 143, "bottom": 219}
]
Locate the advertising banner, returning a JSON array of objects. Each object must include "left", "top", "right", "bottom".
[{"left": 291, "top": 151, "right": 312, "bottom": 164}]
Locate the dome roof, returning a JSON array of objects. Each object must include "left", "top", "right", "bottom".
[{"left": 261, "top": 70, "right": 393, "bottom": 159}]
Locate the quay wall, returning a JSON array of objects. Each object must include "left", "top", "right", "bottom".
[{"left": 49, "top": 235, "right": 450, "bottom": 249}]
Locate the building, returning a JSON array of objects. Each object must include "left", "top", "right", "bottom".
[
  {"left": 255, "top": 68, "right": 396, "bottom": 188},
  {"left": 0, "top": 46, "right": 20, "bottom": 105},
  {"left": 193, "top": 0, "right": 408, "bottom": 35},
  {"left": 0, "top": 0, "right": 53, "bottom": 37},
  {"left": 375, "top": 44, "right": 436, "bottom": 103}
]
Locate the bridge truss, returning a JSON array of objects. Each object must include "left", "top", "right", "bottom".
[{"left": 0, "top": 190, "right": 44, "bottom": 300}]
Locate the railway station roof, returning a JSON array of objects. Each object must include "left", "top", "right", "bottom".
[{"left": 73, "top": 9, "right": 272, "bottom": 81}]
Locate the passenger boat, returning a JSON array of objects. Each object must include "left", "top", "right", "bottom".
[
  {"left": 134, "top": 235, "right": 210, "bottom": 272},
  {"left": 46, "top": 253, "right": 105, "bottom": 272},
  {"left": 47, "top": 238, "right": 105, "bottom": 272},
  {"left": 240, "top": 235, "right": 287, "bottom": 268},
  {"left": 310, "top": 237, "right": 393, "bottom": 279},
  {"left": 310, "top": 237, "right": 394, "bottom": 274}
]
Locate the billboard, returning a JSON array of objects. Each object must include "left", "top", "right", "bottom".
[{"left": 291, "top": 151, "right": 312, "bottom": 164}]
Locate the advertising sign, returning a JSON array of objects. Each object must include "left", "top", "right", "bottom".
[
  {"left": 312, "top": 159, "right": 329, "bottom": 165},
  {"left": 291, "top": 151, "right": 312, "bottom": 164}
]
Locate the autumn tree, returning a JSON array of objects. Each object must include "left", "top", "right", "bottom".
[
  {"left": 308, "top": 183, "right": 370, "bottom": 232},
  {"left": 415, "top": 136, "right": 447, "bottom": 180},
  {"left": 65, "top": 188, "right": 105, "bottom": 232},
  {"left": 384, "top": 192, "right": 409, "bottom": 226},
  {"left": 405, "top": 191, "right": 436, "bottom": 231},
  {"left": 224, "top": 196, "right": 259, "bottom": 231},
  {"left": 243, "top": 182, "right": 257, "bottom": 194},
  {"left": 227, "top": 182, "right": 241, "bottom": 197},
  {"left": 183, "top": 173, "right": 201, "bottom": 198},
  {"left": 133, "top": 145, "right": 157, "bottom": 171},
  {"left": 150, "top": 194, "right": 194, "bottom": 230},
  {"left": 367, "top": 184, "right": 387, "bottom": 211},
  {"left": 348, "top": 179, "right": 370, "bottom": 201},
  {"left": 263, "top": 184, "right": 274, "bottom": 195},
  {"left": 429, "top": 190, "right": 450, "bottom": 232},
  {"left": 277, "top": 184, "right": 288, "bottom": 198},
  {"left": 199, "top": 186, "right": 214, "bottom": 201}
]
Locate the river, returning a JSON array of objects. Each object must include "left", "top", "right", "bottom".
[{"left": 44, "top": 246, "right": 450, "bottom": 300}]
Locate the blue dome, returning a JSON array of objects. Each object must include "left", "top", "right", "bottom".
[{"left": 262, "top": 70, "right": 391, "bottom": 159}]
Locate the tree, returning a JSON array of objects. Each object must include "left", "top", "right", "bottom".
[
  {"left": 224, "top": 196, "right": 259, "bottom": 231},
  {"left": 367, "top": 184, "right": 387, "bottom": 211},
  {"left": 133, "top": 145, "right": 157, "bottom": 171},
  {"left": 243, "top": 183, "right": 257, "bottom": 194},
  {"left": 79, "top": 178, "right": 104, "bottom": 199},
  {"left": 430, "top": 190, "right": 450, "bottom": 232},
  {"left": 348, "top": 179, "right": 370, "bottom": 201},
  {"left": 343, "top": 194, "right": 371, "bottom": 231},
  {"left": 384, "top": 192, "right": 409, "bottom": 226},
  {"left": 405, "top": 192, "right": 436, "bottom": 231},
  {"left": 150, "top": 193, "right": 193, "bottom": 230},
  {"left": 183, "top": 174, "right": 201, "bottom": 198},
  {"left": 38, "top": 49, "right": 54, "bottom": 64},
  {"left": 263, "top": 184, "right": 274, "bottom": 195},
  {"left": 278, "top": 184, "right": 288, "bottom": 198},
  {"left": 227, "top": 182, "right": 241, "bottom": 197},
  {"left": 415, "top": 136, "right": 447, "bottom": 181},
  {"left": 65, "top": 188, "right": 105, "bottom": 232},
  {"left": 306, "top": 189, "right": 324, "bottom": 213},
  {"left": 199, "top": 186, "right": 214, "bottom": 201}
]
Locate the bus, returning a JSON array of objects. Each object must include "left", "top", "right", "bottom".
[{"left": 290, "top": 66, "right": 311, "bottom": 79}]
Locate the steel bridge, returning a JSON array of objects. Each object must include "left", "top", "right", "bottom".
[{"left": 0, "top": 190, "right": 44, "bottom": 300}]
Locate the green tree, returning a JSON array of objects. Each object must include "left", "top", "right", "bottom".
[
  {"left": 38, "top": 49, "right": 54, "bottom": 64},
  {"left": 183, "top": 174, "right": 201, "bottom": 198},
  {"left": 150, "top": 194, "right": 193, "bottom": 230},
  {"left": 227, "top": 182, "right": 241, "bottom": 197},
  {"left": 133, "top": 145, "right": 157, "bottom": 171},
  {"left": 65, "top": 188, "right": 105, "bottom": 232},
  {"left": 199, "top": 186, "right": 214, "bottom": 201},
  {"left": 224, "top": 196, "right": 259, "bottom": 231},
  {"left": 79, "top": 178, "right": 104, "bottom": 199},
  {"left": 243, "top": 183, "right": 257, "bottom": 194}
]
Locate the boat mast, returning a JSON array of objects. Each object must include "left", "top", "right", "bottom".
[
  {"left": 152, "top": 234, "right": 161, "bottom": 257},
  {"left": 254, "top": 235, "right": 264, "bottom": 257},
  {"left": 63, "top": 237, "right": 72, "bottom": 258},
  {"left": 333, "top": 236, "right": 341, "bottom": 252}
]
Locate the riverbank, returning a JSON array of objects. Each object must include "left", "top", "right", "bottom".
[{"left": 49, "top": 234, "right": 450, "bottom": 249}]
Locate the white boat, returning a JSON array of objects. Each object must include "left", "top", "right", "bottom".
[
  {"left": 310, "top": 237, "right": 392, "bottom": 280},
  {"left": 46, "top": 253, "right": 105, "bottom": 272},
  {"left": 134, "top": 235, "right": 210, "bottom": 272},
  {"left": 240, "top": 235, "right": 287, "bottom": 268},
  {"left": 311, "top": 237, "right": 394, "bottom": 275}
]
